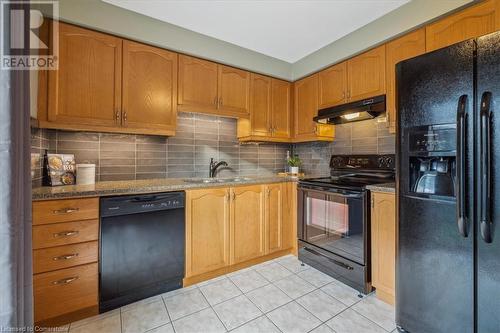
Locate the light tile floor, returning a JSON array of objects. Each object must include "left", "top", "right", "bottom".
[{"left": 61, "top": 255, "right": 397, "bottom": 333}]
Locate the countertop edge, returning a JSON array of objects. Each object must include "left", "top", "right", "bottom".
[
  {"left": 32, "top": 177, "right": 300, "bottom": 201},
  {"left": 366, "top": 183, "right": 396, "bottom": 194}
]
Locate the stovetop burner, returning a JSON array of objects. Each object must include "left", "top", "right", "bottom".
[{"left": 300, "top": 154, "right": 395, "bottom": 190}]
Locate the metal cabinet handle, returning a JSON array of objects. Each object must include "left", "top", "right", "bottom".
[
  {"left": 53, "top": 253, "right": 79, "bottom": 261},
  {"left": 231, "top": 192, "right": 236, "bottom": 201},
  {"left": 480, "top": 91, "right": 493, "bottom": 243},
  {"left": 219, "top": 98, "right": 223, "bottom": 107},
  {"left": 52, "top": 207, "right": 79, "bottom": 214},
  {"left": 53, "top": 230, "right": 79, "bottom": 238},
  {"left": 342, "top": 91, "right": 345, "bottom": 99},
  {"left": 456, "top": 94, "right": 468, "bottom": 238},
  {"left": 123, "top": 111, "right": 128, "bottom": 123},
  {"left": 115, "top": 110, "right": 121, "bottom": 123},
  {"left": 52, "top": 276, "right": 79, "bottom": 285},
  {"left": 214, "top": 96, "right": 218, "bottom": 106}
]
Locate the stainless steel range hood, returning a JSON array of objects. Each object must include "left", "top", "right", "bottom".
[{"left": 314, "top": 95, "right": 386, "bottom": 124}]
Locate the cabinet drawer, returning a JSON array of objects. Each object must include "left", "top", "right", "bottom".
[
  {"left": 33, "top": 219, "right": 99, "bottom": 249},
  {"left": 33, "top": 198, "right": 99, "bottom": 225},
  {"left": 34, "top": 263, "right": 98, "bottom": 323},
  {"left": 33, "top": 241, "right": 98, "bottom": 274}
]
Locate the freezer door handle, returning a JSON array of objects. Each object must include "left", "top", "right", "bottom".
[
  {"left": 480, "top": 91, "right": 493, "bottom": 243},
  {"left": 456, "top": 94, "right": 468, "bottom": 237}
]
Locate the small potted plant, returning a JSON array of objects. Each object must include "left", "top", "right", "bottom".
[{"left": 288, "top": 155, "right": 301, "bottom": 174}]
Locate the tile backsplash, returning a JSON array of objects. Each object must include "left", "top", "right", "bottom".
[
  {"left": 31, "top": 112, "right": 290, "bottom": 187},
  {"left": 293, "top": 118, "right": 395, "bottom": 175},
  {"left": 31, "top": 114, "right": 396, "bottom": 187}
]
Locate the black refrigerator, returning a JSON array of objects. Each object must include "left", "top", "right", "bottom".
[{"left": 396, "top": 31, "right": 500, "bottom": 333}]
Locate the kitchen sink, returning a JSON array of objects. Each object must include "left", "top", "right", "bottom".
[{"left": 183, "top": 177, "right": 252, "bottom": 184}]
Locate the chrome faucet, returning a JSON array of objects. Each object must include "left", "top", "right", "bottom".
[{"left": 209, "top": 158, "right": 228, "bottom": 178}]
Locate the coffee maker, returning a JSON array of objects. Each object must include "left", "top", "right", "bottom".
[{"left": 407, "top": 124, "right": 456, "bottom": 198}]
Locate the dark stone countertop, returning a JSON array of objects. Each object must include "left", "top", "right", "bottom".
[
  {"left": 366, "top": 182, "right": 396, "bottom": 194},
  {"left": 32, "top": 175, "right": 301, "bottom": 201}
]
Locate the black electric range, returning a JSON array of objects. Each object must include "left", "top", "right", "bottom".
[{"left": 297, "top": 155, "right": 395, "bottom": 294}]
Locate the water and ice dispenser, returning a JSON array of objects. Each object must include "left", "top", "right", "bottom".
[{"left": 408, "top": 124, "right": 456, "bottom": 197}]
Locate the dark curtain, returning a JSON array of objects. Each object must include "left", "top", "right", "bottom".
[{"left": 0, "top": 2, "right": 33, "bottom": 328}]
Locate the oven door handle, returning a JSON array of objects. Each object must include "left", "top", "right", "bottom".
[
  {"left": 303, "top": 247, "right": 354, "bottom": 270},
  {"left": 298, "top": 185, "right": 363, "bottom": 198}
]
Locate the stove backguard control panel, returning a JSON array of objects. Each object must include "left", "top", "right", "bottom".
[{"left": 330, "top": 155, "right": 395, "bottom": 170}]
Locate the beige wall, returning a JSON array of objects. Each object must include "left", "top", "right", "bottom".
[
  {"left": 292, "top": 0, "right": 473, "bottom": 80},
  {"left": 40, "top": 0, "right": 473, "bottom": 81}
]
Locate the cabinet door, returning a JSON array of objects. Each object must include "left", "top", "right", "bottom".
[
  {"left": 249, "top": 74, "right": 272, "bottom": 137},
  {"left": 122, "top": 41, "right": 177, "bottom": 134},
  {"left": 318, "top": 62, "right": 348, "bottom": 108},
  {"left": 294, "top": 74, "right": 319, "bottom": 139},
  {"left": 186, "top": 188, "right": 230, "bottom": 277},
  {"left": 271, "top": 79, "right": 291, "bottom": 139},
  {"left": 265, "top": 184, "right": 283, "bottom": 254},
  {"left": 230, "top": 185, "right": 265, "bottom": 264},
  {"left": 371, "top": 192, "right": 396, "bottom": 305},
  {"left": 48, "top": 23, "right": 121, "bottom": 127},
  {"left": 347, "top": 45, "right": 386, "bottom": 101},
  {"left": 426, "top": 0, "right": 500, "bottom": 52},
  {"left": 178, "top": 55, "right": 218, "bottom": 114},
  {"left": 385, "top": 29, "right": 426, "bottom": 133},
  {"left": 218, "top": 65, "right": 250, "bottom": 117}
]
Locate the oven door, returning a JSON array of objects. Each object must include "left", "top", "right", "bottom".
[{"left": 298, "top": 185, "right": 367, "bottom": 265}]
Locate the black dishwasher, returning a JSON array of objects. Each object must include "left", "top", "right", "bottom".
[{"left": 99, "top": 192, "right": 185, "bottom": 312}]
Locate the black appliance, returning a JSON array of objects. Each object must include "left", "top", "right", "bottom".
[
  {"left": 396, "top": 31, "right": 500, "bottom": 333},
  {"left": 298, "top": 155, "right": 395, "bottom": 294},
  {"left": 99, "top": 192, "right": 185, "bottom": 312},
  {"left": 314, "top": 95, "right": 386, "bottom": 124}
]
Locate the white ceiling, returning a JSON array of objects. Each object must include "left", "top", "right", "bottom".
[{"left": 102, "top": 0, "right": 409, "bottom": 63}]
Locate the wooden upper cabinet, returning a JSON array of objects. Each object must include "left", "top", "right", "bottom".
[
  {"left": 294, "top": 74, "right": 319, "bottom": 139},
  {"left": 249, "top": 74, "right": 272, "bottom": 137},
  {"left": 178, "top": 55, "right": 218, "bottom": 113},
  {"left": 185, "top": 188, "right": 230, "bottom": 277},
  {"left": 237, "top": 76, "right": 291, "bottom": 142},
  {"left": 426, "top": 0, "right": 500, "bottom": 52},
  {"left": 385, "top": 29, "right": 426, "bottom": 133},
  {"left": 265, "top": 183, "right": 283, "bottom": 254},
  {"left": 48, "top": 23, "right": 122, "bottom": 127},
  {"left": 122, "top": 41, "right": 177, "bottom": 134},
  {"left": 218, "top": 65, "right": 250, "bottom": 117},
  {"left": 371, "top": 192, "right": 396, "bottom": 305},
  {"left": 347, "top": 45, "right": 386, "bottom": 101},
  {"left": 318, "top": 61, "right": 348, "bottom": 108},
  {"left": 230, "top": 185, "right": 265, "bottom": 265},
  {"left": 271, "top": 79, "right": 291, "bottom": 139}
]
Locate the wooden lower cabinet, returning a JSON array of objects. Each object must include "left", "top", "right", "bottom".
[
  {"left": 33, "top": 198, "right": 100, "bottom": 327},
  {"left": 185, "top": 182, "right": 296, "bottom": 283},
  {"left": 185, "top": 188, "right": 231, "bottom": 277},
  {"left": 230, "top": 185, "right": 265, "bottom": 264},
  {"left": 34, "top": 263, "right": 98, "bottom": 324},
  {"left": 371, "top": 191, "right": 396, "bottom": 305},
  {"left": 266, "top": 183, "right": 283, "bottom": 254}
]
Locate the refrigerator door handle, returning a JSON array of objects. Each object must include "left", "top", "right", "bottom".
[
  {"left": 456, "top": 94, "right": 468, "bottom": 237},
  {"left": 480, "top": 91, "right": 493, "bottom": 243}
]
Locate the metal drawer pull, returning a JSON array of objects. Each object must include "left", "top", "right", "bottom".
[
  {"left": 52, "top": 207, "right": 80, "bottom": 214},
  {"left": 52, "top": 276, "right": 79, "bottom": 285},
  {"left": 304, "top": 247, "right": 354, "bottom": 270},
  {"left": 53, "top": 230, "right": 79, "bottom": 238},
  {"left": 52, "top": 253, "right": 79, "bottom": 261}
]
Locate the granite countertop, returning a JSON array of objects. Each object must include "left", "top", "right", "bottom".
[
  {"left": 32, "top": 175, "right": 301, "bottom": 201},
  {"left": 366, "top": 182, "right": 396, "bottom": 194}
]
